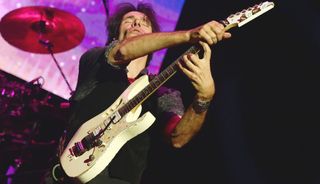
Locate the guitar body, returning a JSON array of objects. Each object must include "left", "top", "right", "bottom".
[{"left": 60, "top": 75, "right": 156, "bottom": 183}]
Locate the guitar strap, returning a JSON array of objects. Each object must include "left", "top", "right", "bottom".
[
  {"left": 50, "top": 131, "right": 69, "bottom": 183},
  {"left": 51, "top": 163, "right": 67, "bottom": 183}
]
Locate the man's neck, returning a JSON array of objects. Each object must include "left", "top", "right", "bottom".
[{"left": 126, "top": 56, "right": 148, "bottom": 79}]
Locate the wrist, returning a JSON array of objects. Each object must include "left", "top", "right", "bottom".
[
  {"left": 180, "top": 30, "right": 191, "bottom": 43},
  {"left": 195, "top": 91, "right": 214, "bottom": 102},
  {"left": 192, "top": 97, "right": 212, "bottom": 113}
]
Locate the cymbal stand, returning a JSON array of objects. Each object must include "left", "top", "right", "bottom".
[{"left": 39, "top": 40, "right": 74, "bottom": 95}]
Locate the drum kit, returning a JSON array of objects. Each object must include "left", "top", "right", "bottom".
[{"left": 0, "top": 5, "right": 85, "bottom": 183}]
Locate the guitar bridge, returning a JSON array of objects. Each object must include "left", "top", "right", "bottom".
[{"left": 110, "top": 111, "right": 121, "bottom": 124}]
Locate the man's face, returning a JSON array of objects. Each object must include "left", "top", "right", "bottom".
[{"left": 118, "top": 11, "right": 153, "bottom": 41}]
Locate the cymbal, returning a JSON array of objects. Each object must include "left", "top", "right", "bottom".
[{"left": 0, "top": 6, "right": 85, "bottom": 54}]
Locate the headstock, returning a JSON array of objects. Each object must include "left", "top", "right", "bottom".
[{"left": 221, "top": 1, "right": 275, "bottom": 31}]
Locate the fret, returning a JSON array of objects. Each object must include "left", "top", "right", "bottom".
[
  {"left": 167, "top": 66, "right": 174, "bottom": 75},
  {"left": 154, "top": 78, "right": 161, "bottom": 86},
  {"left": 167, "top": 64, "right": 176, "bottom": 77},
  {"left": 158, "top": 73, "right": 165, "bottom": 82},
  {"left": 127, "top": 100, "right": 134, "bottom": 110},
  {"left": 154, "top": 75, "right": 160, "bottom": 83},
  {"left": 139, "top": 92, "right": 145, "bottom": 99},
  {"left": 191, "top": 46, "right": 198, "bottom": 53},
  {"left": 146, "top": 85, "right": 153, "bottom": 93},
  {"left": 166, "top": 66, "right": 173, "bottom": 75},
  {"left": 161, "top": 69, "right": 168, "bottom": 78},
  {"left": 122, "top": 106, "right": 128, "bottom": 115},
  {"left": 159, "top": 72, "right": 166, "bottom": 80},
  {"left": 124, "top": 104, "right": 131, "bottom": 114},
  {"left": 141, "top": 88, "right": 148, "bottom": 97},
  {"left": 139, "top": 90, "right": 147, "bottom": 100},
  {"left": 146, "top": 86, "right": 155, "bottom": 97},
  {"left": 134, "top": 95, "right": 141, "bottom": 103},
  {"left": 138, "top": 93, "right": 145, "bottom": 102},
  {"left": 129, "top": 99, "right": 135, "bottom": 109},
  {"left": 149, "top": 80, "right": 157, "bottom": 89}
]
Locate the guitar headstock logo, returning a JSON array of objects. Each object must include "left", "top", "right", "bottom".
[{"left": 222, "top": 1, "right": 275, "bottom": 30}]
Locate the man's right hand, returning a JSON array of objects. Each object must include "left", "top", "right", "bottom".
[{"left": 188, "top": 20, "right": 232, "bottom": 45}]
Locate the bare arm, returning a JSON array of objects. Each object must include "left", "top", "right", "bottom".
[
  {"left": 171, "top": 42, "right": 216, "bottom": 148},
  {"left": 108, "top": 31, "right": 189, "bottom": 64},
  {"left": 171, "top": 99, "right": 210, "bottom": 148},
  {"left": 107, "top": 20, "right": 231, "bottom": 65}
]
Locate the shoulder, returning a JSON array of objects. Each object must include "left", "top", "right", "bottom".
[
  {"left": 78, "top": 46, "right": 109, "bottom": 70},
  {"left": 80, "top": 47, "right": 106, "bottom": 60}
]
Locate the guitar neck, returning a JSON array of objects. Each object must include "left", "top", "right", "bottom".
[
  {"left": 118, "top": 45, "right": 202, "bottom": 116},
  {"left": 118, "top": 1, "right": 275, "bottom": 116}
]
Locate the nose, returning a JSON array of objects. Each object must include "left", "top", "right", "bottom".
[{"left": 132, "top": 18, "right": 141, "bottom": 27}]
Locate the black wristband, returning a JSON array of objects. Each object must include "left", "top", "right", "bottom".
[{"left": 192, "top": 99, "right": 211, "bottom": 113}]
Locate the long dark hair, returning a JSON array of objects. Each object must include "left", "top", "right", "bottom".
[
  {"left": 105, "top": 3, "right": 160, "bottom": 67},
  {"left": 106, "top": 2, "right": 160, "bottom": 44}
]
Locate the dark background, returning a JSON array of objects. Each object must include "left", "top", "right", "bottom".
[{"left": 154, "top": 0, "right": 320, "bottom": 184}]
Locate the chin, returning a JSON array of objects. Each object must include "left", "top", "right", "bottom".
[{"left": 126, "top": 33, "right": 142, "bottom": 38}]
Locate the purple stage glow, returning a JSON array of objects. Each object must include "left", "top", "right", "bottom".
[{"left": 0, "top": 0, "right": 185, "bottom": 99}]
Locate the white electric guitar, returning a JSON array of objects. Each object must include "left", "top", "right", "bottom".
[{"left": 60, "top": 1, "right": 275, "bottom": 183}]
